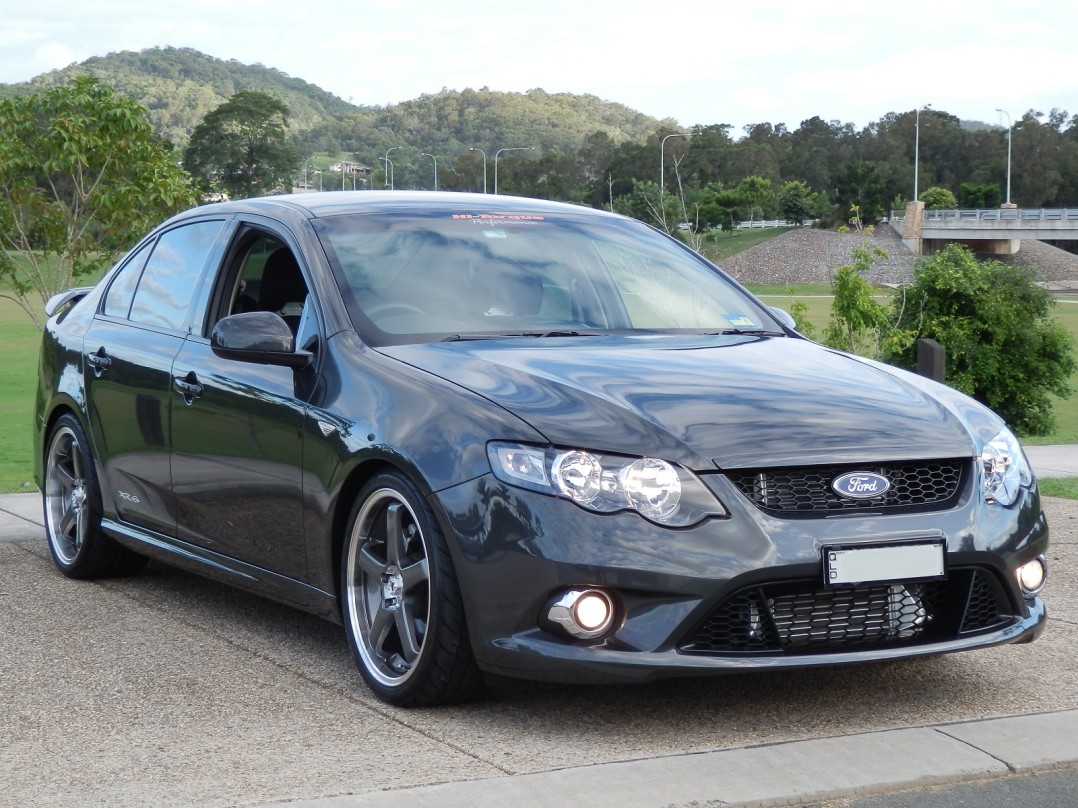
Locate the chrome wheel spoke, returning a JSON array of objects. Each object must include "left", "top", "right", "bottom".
[
  {"left": 357, "top": 544, "right": 387, "bottom": 579},
  {"left": 400, "top": 557, "right": 429, "bottom": 591},
  {"left": 54, "top": 462, "right": 78, "bottom": 493},
  {"left": 58, "top": 507, "right": 77, "bottom": 541},
  {"left": 368, "top": 603, "right": 395, "bottom": 658},
  {"left": 69, "top": 443, "right": 84, "bottom": 481},
  {"left": 395, "top": 606, "right": 422, "bottom": 662},
  {"left": 383, "top": 503, "right": 406, "bottom": 566}
]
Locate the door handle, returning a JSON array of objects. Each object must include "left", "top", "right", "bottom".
[
  {"left": 173, "top": 372, "right": 203, "bottom": 403},
  {"left": 87, "top": 347, "right": 111, "bottom": 375}
]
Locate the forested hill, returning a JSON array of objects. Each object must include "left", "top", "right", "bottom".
[
  {"left": 0, "top": 47, "right": 355, "bottom": 146},
  {"left": 0, "top": 46, "right": 670, "bottom": 152}
]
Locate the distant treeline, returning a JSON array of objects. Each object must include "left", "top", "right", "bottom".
[{"left": 4, "top": 46, "right": 1076, "bottom": 222}]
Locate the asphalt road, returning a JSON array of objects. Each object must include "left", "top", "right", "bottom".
[{"left": 2, "top": 493, "right": 1077, "bottom": 808}]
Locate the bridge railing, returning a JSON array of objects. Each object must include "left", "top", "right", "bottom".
[{"left": 891, "top": 208, "right": 1078, "bottom": 223}]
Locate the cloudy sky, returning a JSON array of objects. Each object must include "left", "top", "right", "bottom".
[{"left": 2, "top": 0, "right": 1075, "bottom": 133}]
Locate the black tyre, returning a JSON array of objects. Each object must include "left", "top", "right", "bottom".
[
  {"left": 341, "top": 471, "right": 484, "bottom": 706},
  {"left": 43, "top": 414, "right": 147, "bottom": 579}
]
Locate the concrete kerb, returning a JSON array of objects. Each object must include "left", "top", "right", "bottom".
[{"left": 260, "top": 711, "right": 1078, "bottom": 808}]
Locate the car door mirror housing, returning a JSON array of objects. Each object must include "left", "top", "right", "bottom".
[
  {"left": 768, "top": 306, "right": 797, "bottom": 331},
  {"left": 211, "top": 312, "right": 312, "bottom": 369}
]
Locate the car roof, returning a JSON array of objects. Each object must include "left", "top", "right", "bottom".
[{"left": 179, "top": 191, "right": 622, "bottom": 222}]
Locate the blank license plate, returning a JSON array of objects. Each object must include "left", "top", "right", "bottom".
[{"left": 824, "top": 542, "right": 945, "bottom": 586}]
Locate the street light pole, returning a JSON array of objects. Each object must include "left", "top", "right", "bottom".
[
  {"left": 660, "top": 132, "right": 690, "bottom": 194},
  {"left": 421, "top": 153, "right": 438, "bottom": 190},
  {"left": 384, "top": 146, "right": 399, "bottom": 190},
  {"left": 493, "top": 147, "right": 534, "bottom": 195},
  {"left": 303, "top": 155, "right": 317, "bottom": 191},
  {"left": 913, "top": 107, "right": 925, "bottom": 202},
  {"left": 380, "top": 157, "right": 394, "bottom": 191},
  {"left": 469, "top": 147, "right": 487, "bottom": 193},
  {"left": 996, "top": 108, "right": 1012, "bottom": 206}
]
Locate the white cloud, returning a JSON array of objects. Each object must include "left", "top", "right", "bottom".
[
  {"left": 30, "top": 42, "right": 80, "bottom": 75},
  {"left": 0, "top": 0, "right": 1075, "bottom": 133}
]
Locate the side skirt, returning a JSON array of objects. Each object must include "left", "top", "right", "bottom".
[{"left": 101, "top": 518, "right": 341, "bottom": 623}]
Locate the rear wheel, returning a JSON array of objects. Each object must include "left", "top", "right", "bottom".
[
  {"left": 341, "top": 471, "right": 484, "bottom": 706},
  {"left": 43, "top": 414, "right": 146, "bottom": 579}
]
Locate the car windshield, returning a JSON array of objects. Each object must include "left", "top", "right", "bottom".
[{"left": 313, "top": 210, "right": 781, "bottom": 345}]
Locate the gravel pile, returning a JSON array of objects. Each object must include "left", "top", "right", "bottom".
[
  {"left": 1000, "top": 240, "right": 1078, "bottom": 282},
  {"left": 718, "top": 225, "right": 1078, "bottom": 286}
]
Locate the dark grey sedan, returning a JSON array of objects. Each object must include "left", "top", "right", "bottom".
[{"left": 35, "top": 192, "right": 1048, "bottom": 706}]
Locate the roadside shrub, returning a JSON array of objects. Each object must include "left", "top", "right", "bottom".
[{"left": 882, "top": 244, "right": 1075, "bottom": 435}]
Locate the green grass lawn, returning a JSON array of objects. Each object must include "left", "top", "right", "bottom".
[
  {"left": 1038, "top": 477, "right": 1078, "bottom": 499},
  {"left": 0, "top": 297, "right": 43, "bottom": 493},
  {"left": 701, "top": 227, "right": 794, "bottom": 263}
]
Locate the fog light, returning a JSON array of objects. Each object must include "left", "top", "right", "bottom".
[
  {"left": 543, "top": 588, "right": 616, "bottom": 640},
  {"left": 1017, "top": 556, "right": 1047, "bottom": 595}
]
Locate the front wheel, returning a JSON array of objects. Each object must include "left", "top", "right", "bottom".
[
  {"left": 43, "top": 414, "right": 146, "bottom": 579},
  {"left": 341, "top": 472, "right": 483, "bottom": 706}
]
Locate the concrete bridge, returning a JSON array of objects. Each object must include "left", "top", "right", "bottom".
[{"left": 890, "top": 201, "right": 1078, "bottom": 255}]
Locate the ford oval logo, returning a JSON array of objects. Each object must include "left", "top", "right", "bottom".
[{"left": 831, "top": 471, "right": 891, "bottom": 500}]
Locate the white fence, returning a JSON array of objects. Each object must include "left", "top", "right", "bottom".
[{"left": 735, "top": 219, "right": 814, "bottom": 229}]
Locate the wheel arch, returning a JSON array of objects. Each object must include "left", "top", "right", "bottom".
[
  {"left": 327, "top": 456, "right": 460, "bottom": 608},
  {"left": 36, "top": 397, "right": 85, "bottom": 490}
]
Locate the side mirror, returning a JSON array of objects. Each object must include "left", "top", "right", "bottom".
[
  {"left": 210, "top": 311, "right": 312, "bottom": 369},
  {"left": 769, "top": 306, "right": 798, "bottom": 331}
]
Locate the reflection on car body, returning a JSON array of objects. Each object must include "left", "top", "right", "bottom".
[{"left": 35, "top": 192, "right": 1048, "bottom": 706}]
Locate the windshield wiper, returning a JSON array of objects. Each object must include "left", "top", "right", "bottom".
[
  {"left": 709, "top": 328, "right": 786, "bottom": 337},
  {"left": 443, "top": 330, "right": 603, "bottom": 342}
]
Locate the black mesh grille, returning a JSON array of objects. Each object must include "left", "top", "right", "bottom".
[
  {"left": 961, "top": 570, "right": 1011, "bottom": 632},
  {"left": 726, "top": 460, "right": 966, "bottom": 515},
  {"left": 680, "top": 570, "right": 1014, "bottom": 655}
]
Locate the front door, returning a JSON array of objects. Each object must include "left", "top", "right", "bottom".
[{"left": 168, "top": 232, "right": 315, "bottom": 580}]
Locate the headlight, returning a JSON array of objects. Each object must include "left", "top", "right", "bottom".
[
  {"left": 488, "top": 442, "right": 725, "bottom": 526},
  {"left": 981, "top": 427, "right": 1033, "bottom": 507}
]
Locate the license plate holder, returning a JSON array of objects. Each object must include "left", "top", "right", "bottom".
[{"left": 824, "top": 540, "right": 945, "bottom": 587}]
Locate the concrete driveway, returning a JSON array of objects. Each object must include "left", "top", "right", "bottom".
[{"left": 2, "top": 492, "right": 1077, "bottom": 808}]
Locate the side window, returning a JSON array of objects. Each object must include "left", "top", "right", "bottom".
[
  {"left": 101, "top": 241, "right": 152, "bottom": 319},
  {"left": 129, "top": 220, "right": 226, "bottom": 331},
  {"left": 226, "top": 234, "right": 310, "bottom": 337}
]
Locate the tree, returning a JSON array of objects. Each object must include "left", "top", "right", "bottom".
[
  {"left": 959, "top": 182, "right": 1002, "bottom": 209},
  {"left": 183, "top": 90, "right": 298, "bottom": 198},
  {"left": 919, "top": 186, "right": 957, "bottom": 209},
  {"left": 777, "top": 180, "right": 816, "bottom": 224},
  {"left": 0, "top": 76, "right": 196, "bottom": 328},
  {"left": 883, "top": 244, "right": 1075, "bottom": 435}
]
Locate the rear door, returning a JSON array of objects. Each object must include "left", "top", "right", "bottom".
[{"left": 84, "top": 218, "right": 228, "bottom": 536}]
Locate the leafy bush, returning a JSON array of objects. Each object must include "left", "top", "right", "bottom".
[
  {"left": 918, "top": 186, "right": 957, "bottom": 209},
  {"left": 883, "top": 244, "right": 1075, "bottom": 435},
  {"left": 824, "top": 245, "right": 893, "bottom": 356}
]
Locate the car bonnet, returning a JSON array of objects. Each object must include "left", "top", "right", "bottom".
[{"left": 381, "top": 335, "right": 979, "bottom": 470}]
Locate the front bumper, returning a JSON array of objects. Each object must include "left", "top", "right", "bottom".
[{"left": 434, "top": 471, "right": 1049, "bottom": 684}]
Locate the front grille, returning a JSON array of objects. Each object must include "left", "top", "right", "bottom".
[
  {"left": 679, "top": 569, "right": 1014, "bottom": 655},
  {"left": 726, "top": 460, "right": 966, "bottom": 516}
]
